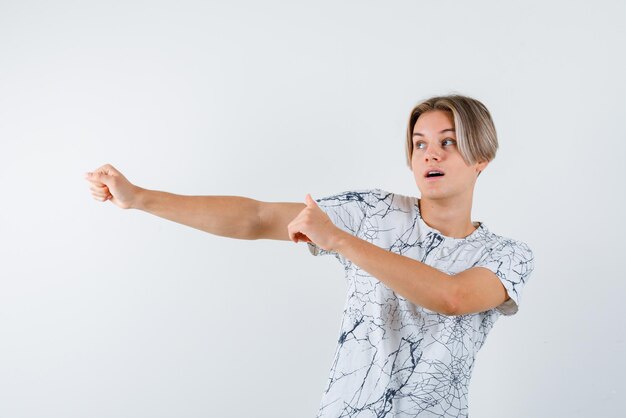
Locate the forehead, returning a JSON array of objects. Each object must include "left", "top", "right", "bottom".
[{"left": 413, "top": 110, "right": 455, "bottom": 133}]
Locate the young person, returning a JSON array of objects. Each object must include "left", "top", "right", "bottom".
[{"left": 84, "top": 94, "right": 535, "bottom": 417}]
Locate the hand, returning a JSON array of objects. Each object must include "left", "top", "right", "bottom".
[
  {"left": 84, "top": 164, "right": 141, "bottom": 209},
  {"left": 287, "top": 194, "right": 346, "bottom": 252}
]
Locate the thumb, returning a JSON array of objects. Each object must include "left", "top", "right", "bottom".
[
  {"left": 306, "top": 194, "right": 318, "bottom": 206},
  {"left": 84, "top": 171, "right": 109, "bottom": 184}
]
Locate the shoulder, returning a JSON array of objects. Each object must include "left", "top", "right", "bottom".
[
  {"left": 316, "top": 188, "right": 395, "bottom": 209},
  {"left": 475, "top": 228, "right": 535, "bottom": 267},
  {"left": 315, "top": 188, "right": 378, "bottom": 204},
  {"left": 366, "top": 188, "right": 416, "bottom": 209}
]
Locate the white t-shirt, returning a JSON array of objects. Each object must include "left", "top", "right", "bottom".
[{"left": 307, "top": 188, "right": 535, "bottom": 418}]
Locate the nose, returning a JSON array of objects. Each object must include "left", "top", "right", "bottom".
[{"left": 424, "top": 146, "right": 442, "bottom": 162}]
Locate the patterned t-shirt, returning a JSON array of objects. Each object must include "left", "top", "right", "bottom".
[{"left": 306, "top": 188, "right": 535, "bottom": 418}]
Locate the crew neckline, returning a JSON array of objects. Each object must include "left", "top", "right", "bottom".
[{"left": 415, "top": 198, "right": 485, "bottom": 241}]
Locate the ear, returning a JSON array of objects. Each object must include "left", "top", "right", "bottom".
[{"left": 476, "top": 160, "right": 489, "bottom": 175}]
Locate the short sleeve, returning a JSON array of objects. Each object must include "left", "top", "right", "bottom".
[
  {"left": 473, "top": 238, "right": 535, "bottom": 316},
  {"left": 306, "top": 189, "right": 375, "bottom": 266}
]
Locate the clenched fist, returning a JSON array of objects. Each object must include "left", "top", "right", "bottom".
[{"left": 84, "top": 164, "right": 142, "bottom": 209}]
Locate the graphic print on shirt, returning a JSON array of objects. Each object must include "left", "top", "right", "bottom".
[{"left": 307, "top": 188, "right": 535, "bottom": 417}]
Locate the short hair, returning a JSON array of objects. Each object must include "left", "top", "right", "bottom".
[{"left": 405, "top": 94, "right": 498, "bottom": 171}]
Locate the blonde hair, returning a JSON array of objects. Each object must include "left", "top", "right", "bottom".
[{"left": 405, "top": 94, "right": 498, "bottom": 172}]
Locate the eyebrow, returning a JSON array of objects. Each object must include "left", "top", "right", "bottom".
[{"left": 413, "top": 128, "right": 455, "bottom": 137}]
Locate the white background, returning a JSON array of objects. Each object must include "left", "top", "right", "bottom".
[{"left": 1, "top": 0, "right": 624, "bottom": 417}]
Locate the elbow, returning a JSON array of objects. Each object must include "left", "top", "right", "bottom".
[
  {"left": 444, "top": 299, "right": 458, "bottom": 316},
  {"left": 247, "top": 199, "right": 264, "bottom": 240},
  {"left": 443, "top": 281, "right": 460, "bottom": 316}
]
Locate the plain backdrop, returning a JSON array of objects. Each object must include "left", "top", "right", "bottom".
[{"left": 1, "top": 0, "right": 625, "bottom": 417}]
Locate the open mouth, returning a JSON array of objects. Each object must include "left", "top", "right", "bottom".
[{"left": 424, "top": 171, "right": 445, "bottom": 179}]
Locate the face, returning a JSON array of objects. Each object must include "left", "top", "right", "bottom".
[{"left": 411, "top": 110, "right": 488, "bottom": 200}]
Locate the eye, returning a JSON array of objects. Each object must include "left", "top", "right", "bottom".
[{"left": 413, "top": 139, "right": 456, "bottom": 150}]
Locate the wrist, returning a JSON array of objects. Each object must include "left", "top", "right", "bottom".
[
  {"left": 332, "top": 229, "right": 353, "bottom": 253},
  {"left": 131, "top": 186, "right": 149, "bottom": 210}
]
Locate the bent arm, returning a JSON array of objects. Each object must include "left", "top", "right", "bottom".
[
  {"left": 134, "top": 188, "right": 263, "bottom": 240},
  {"left": 333, "top": 232, "right": 509, "bottom": 315}
]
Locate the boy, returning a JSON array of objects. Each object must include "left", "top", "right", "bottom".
[{"left": 85, "top": 94, "right": 535, "bottom": 417}]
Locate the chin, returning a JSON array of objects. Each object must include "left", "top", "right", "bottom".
[{"left": 416, "top": 185, "right": 451, "bottom": 200}]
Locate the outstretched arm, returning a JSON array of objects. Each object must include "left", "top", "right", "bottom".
[
  {"left": 85, "top": 163, "right": 263, "bottom": 240},
  {"left": 133, "top": 189, "right": 263, "bottom": 240}
]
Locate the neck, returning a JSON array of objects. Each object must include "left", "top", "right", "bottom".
[{"left": 418, "top": 193, "right": 477, "bottom": 238}]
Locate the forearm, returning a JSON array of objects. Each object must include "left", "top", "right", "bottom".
[
  {"left": 133, "top": 188, "right": 260, "bottom": 240},
  {"left": 334, "top": 232, "right": 457, "bottom": 315}
]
